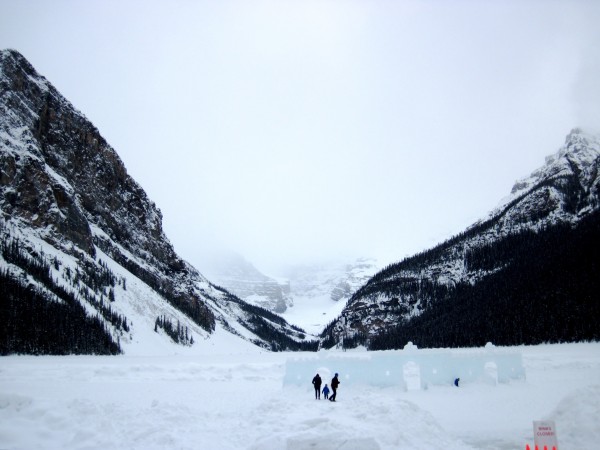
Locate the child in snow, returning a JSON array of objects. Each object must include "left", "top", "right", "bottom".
[{"left": 322, "top": 384, "right": 330, "bottom": 400}]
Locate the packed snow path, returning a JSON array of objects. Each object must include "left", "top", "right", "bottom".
[{"left": 1, "top": 343, "right": 599, "bottom": 449}]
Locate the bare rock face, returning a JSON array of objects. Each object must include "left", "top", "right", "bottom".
[
  {"left": 0, "top": 49, "right": 213, "bottom": 331},
  {"left": 1, "top": 51, "right": 94, "bottom": 254}
]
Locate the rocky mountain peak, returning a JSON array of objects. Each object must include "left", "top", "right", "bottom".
[{"left": 496, "top": 129, "right": 600, "bottom": 228}]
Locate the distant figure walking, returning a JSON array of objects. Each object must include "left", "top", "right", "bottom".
[
  {"left": 312, "top": 373, "right": 322, "bottom": 399},
  {"left": 329, "top": 373, "right": 340, "bottom": 402},
  {"left": 322, "top": 384, "right": 330, "bottom": 400}
]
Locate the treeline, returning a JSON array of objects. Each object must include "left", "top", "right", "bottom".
[
  {"left": 0, "top": 270, "right": 121, "bottom": 355},
  {"left": 354, "top": 173, "right": 580, "bottom": 302},
  {"left": 464, "top": 229, "right": 539, "bottom": 273},
  {"left": 368, "top": 209, "right": 600, "bottom": 350},
  {"left": 1, "top": 237, "right": 129, "bottom": 334},
  {"left": 94, "top": 235, "right": 215, "bottom": 333},
  {"left": 0, "top": 235, "right": 124, "bottom": 354},
  {"left": 76, "top": 258, "right": 117, "bottom": 294},
  {"left": 319, "top": 320, "right": 338, "bottom": 349},
  {"left": 213, "top": 287, "right": 318, "bottom": 351},
  {"left": 244, "top": 315, "right": 319, "bottom": 352},
  {"left": 155, "top": 315, "right": 194, "bottom": 345}
]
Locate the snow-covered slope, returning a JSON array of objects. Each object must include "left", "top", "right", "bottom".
[
  {"left": 0, "top": 49, "right": 313, "bottom": 355},
  {"left": 324, "top": 129, "right": 600, "bottom": 347},
  {"left": 280, "top": 258, "right": 379, "bottom": 334}
]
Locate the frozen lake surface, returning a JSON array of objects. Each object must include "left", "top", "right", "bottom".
[{"left": 1, "top": 342, "right": 599, "bottom": 449}]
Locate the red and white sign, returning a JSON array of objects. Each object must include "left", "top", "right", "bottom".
[{"left": 533, "top": 420, "right": 558, "bottom": 449}]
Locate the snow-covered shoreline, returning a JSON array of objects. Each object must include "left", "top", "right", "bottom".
[{"left": 1, "top": 342, "right": 598, "bottom": 449}]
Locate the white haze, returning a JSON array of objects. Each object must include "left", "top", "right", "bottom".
[{"left": 1, "top": 0, "right": 599, "bottom": 276}]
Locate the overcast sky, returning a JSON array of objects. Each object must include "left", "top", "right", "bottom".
[{"left": 1, "top": 0, "right": 599, "bottom": 276}]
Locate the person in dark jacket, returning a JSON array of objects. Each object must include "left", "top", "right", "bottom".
[
  {"left": 329, "top": 373, "right": 340, "bottom": 402},
  {"left": 312, "top": 373, "right": 322, "bottom": 399},
  {"left": 322, "top": 384, "right": 330, "bottom": 400}
]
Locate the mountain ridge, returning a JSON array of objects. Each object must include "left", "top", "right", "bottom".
[
  {"left": 321, "top": 128, "right": 600, "bottom": 348},
  {"left": 200, "top": 251, "right": 292, "bottom": 314},
  {"left": 0, "top": 49, "right": 315, "bottom": 354}
]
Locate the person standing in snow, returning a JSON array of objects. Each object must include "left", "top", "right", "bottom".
[
  {"left": 329, "top": 373, "right": 340, "bottom": 402},
  {"left": 312, "top": 373, "right": 322, "bottom": 399},
  {"left": 322, "top": 384, "right": 330, "bottom": 400}
]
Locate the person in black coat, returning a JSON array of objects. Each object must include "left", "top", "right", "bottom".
[
  {"left": 329, "top": 373, "right": 340, "bottom": 402},
  {"left": 312, "top": 373, "right": 322, "bottom": 399}
]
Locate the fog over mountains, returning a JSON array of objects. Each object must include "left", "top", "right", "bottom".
[
  {"left": 203, "top": 253, "right": 378, "bottom": 310},
  {"left": 1, "top": 49, "right": 598, "bottom": 355}
]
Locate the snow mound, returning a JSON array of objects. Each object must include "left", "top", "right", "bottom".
[
  {"left": 248, "top": 389, "right": 474, "bottom": 450},
  {"left": 547, "top": 384, "right": 600, "bottom": 449}
]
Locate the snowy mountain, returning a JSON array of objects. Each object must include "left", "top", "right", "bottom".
[
  {"left": 200, "top": 252, "right": 292, "bottom": 314},
  {"left": 322, "top": 129, "right": 600, "bottom": 349},
  {"left": 0, "top": 49, "right": 315, "bottom": 355},
  {"left": 201, "top": 255, "right": 379, "bottom": 333},
  {"left": 279, "top": 258, "right": 380, "bottom": 335},
  {"left": 283, "top": 258, "right": 379, "bottom": 303}
]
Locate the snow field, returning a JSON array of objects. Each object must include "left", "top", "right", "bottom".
[
  {"left": 281, "top": 292, "right": 348, "bottom": 336},
  {"left": 0, "top": 342, "right": 599, "bottom": 450}
]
